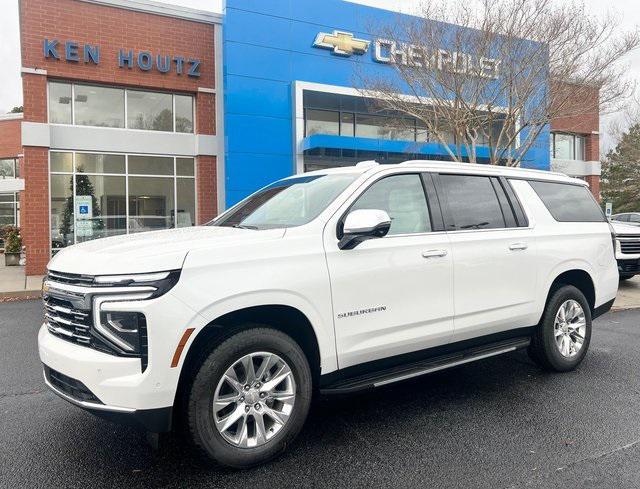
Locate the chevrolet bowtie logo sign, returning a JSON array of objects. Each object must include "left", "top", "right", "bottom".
[{"left": 313, "top": 30, "right": 370, "bottom": 56}]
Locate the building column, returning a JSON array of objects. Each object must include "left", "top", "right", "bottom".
[
  {"left": 585, "top": 133, "right": 600, "bottom": 201},
  {"left": 21, "top": 71, "right": 50, "bottom": 276},
  {"left": 197, "top": 156, "right": 217, "bottom": 223},
  {"left": 22, "top": 146, "right": 49, "bottom": 275}
]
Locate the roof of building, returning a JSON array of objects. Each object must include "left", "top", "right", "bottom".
[{"left": 78, "top": 0, "right": 222, "bottom": 24}]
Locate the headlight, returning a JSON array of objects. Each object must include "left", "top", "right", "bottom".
[
  {"left": 93, "top": 270, "right": 181, "bottom": 298},
  {"left": 91, "top": 270, "right": 181, "bottom": 354}
]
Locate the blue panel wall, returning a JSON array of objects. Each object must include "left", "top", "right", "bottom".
[{"left": 223, "top": 0, "right": 551, "bottom": 207}]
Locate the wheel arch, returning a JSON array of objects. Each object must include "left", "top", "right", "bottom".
[
  {"left": 173, "top": 303, "right": 323, "bottom": 419},
  {"left": 542, "top": 268, "right": 596, "bottom": 320}
]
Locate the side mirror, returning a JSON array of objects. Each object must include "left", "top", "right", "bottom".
[{"left": 338, "top": 209, "right": 391, "bottom": 250}]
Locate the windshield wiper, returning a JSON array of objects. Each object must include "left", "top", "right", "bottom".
[{"left": 233, "top": 224, "right": 259, "bottom": 230}]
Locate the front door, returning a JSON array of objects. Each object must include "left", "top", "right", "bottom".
[{"left": 323, "top": 172, "right": 455, "bottom": 369}]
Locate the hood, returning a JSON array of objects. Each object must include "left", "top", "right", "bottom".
[
  {"left": 48, "top": 226, "right": 285, "bottom": 276},
  {"left": 611, "top": 222, "right": 640, "bottom": 236}
]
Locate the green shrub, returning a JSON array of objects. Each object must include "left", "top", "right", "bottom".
[{"left": 3, "top": 226, "right": 22, "bottom": 253}]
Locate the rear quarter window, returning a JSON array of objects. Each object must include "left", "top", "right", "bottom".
[{"left": 528, "top": 180, "right": 605, "bottom": 222}]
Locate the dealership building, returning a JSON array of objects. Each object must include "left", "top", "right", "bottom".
[{"left": 3, "top": 0, "right": 601, "bottom": 276}]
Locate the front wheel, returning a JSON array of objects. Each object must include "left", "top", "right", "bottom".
[
  {"left": 187, "top": 327, "right": 312, "bottom": 468},
  {"left": 528, "top": 285, "right": 592, "bottom": 372}
]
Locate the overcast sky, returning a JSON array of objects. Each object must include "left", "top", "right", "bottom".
[{"left": 1, "top": 0, "right": 638, "bottom": 152}]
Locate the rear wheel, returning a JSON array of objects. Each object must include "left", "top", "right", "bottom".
[
  {"left": 187, "top": 327, "right": 312, "bottom": 468},
  {"left": 528, "top": 285, "right": 592, "bottom": 372}
]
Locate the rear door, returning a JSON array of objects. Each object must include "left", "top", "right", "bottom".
[{"left": 435, "top": 173, "right": 538, "bottom": 341}]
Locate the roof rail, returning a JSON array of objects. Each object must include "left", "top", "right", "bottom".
[
  {"left": 355, "top": 160, "right": 379, "bottom": 168},
  {"left": 398, "top": 160, "right": 570, "bottom": 178}
]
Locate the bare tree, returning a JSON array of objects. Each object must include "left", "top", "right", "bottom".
[{"left": 357, "top": 0, "right": 640, "bottom": 166}]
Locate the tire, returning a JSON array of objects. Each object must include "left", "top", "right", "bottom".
[
  {"left": 528, "top": 285, "right": 592, "bottom": 372},
  {"left": 187, "top": 327, "right": 312, "bottom": 468},
  {"left": 619, "top": 274, "right": 635, "bottom": 281}
]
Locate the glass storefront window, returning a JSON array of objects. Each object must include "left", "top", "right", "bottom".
[
  {"left": 128, "top": 177, "right": 175, "bottom": 233},
  {"left": 127, "top": 90, "right": 173, "bottom": 131},
  {"left": 74, "top": 174, "right": 126, "bottom": 243},
  {"left": 128, "top": 155, "right": 174, "bottom": 175},
  {"left": 305, "top": 109, "right": 339, "bottom": 136},
  {"left": 553, "top": 133, "right": 574, "bottom": 159},
  {"left": 49, "top": 82, "right": 72, "bottom": 124},
  {"left": 47, "top": 82, "right": 194, "bottom": 133},
  {"left": 340, "top": 113, "right": 355, "bottom": 137},
  {"left": 175, "top": 95, "right": 194, "bottom": 133},
  {"left": 0, "top": 159, "right": 17, "bottom": 178},
  {"left": 551, "top": 133, "right": 587, "bottom": 160},
  {"left": 75, "top": 85, "right": 125, "bottom": 128},
  {"left": 75, "top": 153, "right": 125, "bottom": 174},
  {"left": 176, "top": 178, "right": 196, "bottom": 227},
  {"left": 177, "top": 158, "right": 195, "bottom": 176},
  {"left": 51, "top": 152, "right": 73, "bottom": 173},
  {"left": 575, "top": 135, "right": 585, "bottom": 161},
  {"left": 0, "top": 193, "right": 18, "bottom": 227},
  {"left": 50, "top": 174, "right": 74, "bottom": 248},
  {"left": 50, "top": 152, "right": 196, "bottom": 250}
]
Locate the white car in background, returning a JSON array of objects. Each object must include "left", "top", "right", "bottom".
[
  {"left": 39, "top": 160, "right": 618, "bottom": 468},
  {"left": 611, "top": 212, "right": 640, "bottom": 227},
  {"left": 611, "top": 221, "right": 640, "bottom": 280}
]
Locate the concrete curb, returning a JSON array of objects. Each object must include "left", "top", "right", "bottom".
[{"left": 0, "top": 291, "right": 42, "bottom": 302}]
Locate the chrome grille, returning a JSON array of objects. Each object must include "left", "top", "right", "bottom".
[
  {"left": 42, "top": 269, "right": 153, "bottom": 371},
  {"left": 620, "top": 239, "right": 640, "bottom": 254},
  {"left": 43, "top": 295, "right": 92, "bottom": 345}
]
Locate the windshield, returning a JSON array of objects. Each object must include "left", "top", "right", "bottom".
[{"left": 211, "top": 173, "right": 358, "bottom": 229}]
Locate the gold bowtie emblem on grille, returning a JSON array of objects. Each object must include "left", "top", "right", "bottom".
[{"left": 313, "top": 30, "right": 370, "bottom": 56}]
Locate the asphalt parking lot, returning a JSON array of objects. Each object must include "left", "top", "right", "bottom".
[{"left": 2, "top": 300, "right": 640, "bottom": 488}]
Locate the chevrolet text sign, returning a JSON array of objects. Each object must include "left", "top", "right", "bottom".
[
  {"left": 312, "top": 31, "right": 500, "bottom": 79},
  {"left": 374, "top": 39, "right": 500, "bottom": 79}
]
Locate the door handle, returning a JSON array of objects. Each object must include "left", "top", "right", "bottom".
[
  {"left": 422, "top": 249, "right": 448, "bottom": 258},
  {"left": 509, "top": 242, "right": 528, "bottom": 251}
]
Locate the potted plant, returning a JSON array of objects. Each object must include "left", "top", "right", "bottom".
[{"left": 4, "top": 226, "right": 22, "bottom": 266}]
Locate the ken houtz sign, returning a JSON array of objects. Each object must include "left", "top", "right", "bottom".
[
  {"left": 43, "top": 39, "right": 201, "bottom": 77},
  {"left": 313, "top": 31, "right": 500, "bottom": 79}
]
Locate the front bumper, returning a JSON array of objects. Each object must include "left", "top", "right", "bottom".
[
  {"left": 617, "top": 258, "right": 640, "bottom": 276},
  {"left": 38, "top": 290, "right": 207, "bottom": 431},
  {"left": 42, "top": 364, "right": 172, "bottom": 432}
]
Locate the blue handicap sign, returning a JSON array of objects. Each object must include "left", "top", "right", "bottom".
[{"left": 79, "top": 205, "right": 89, "bottom": 215}]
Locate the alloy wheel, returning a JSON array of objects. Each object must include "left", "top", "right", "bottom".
[
  {"left": 212, "top": 352, "right": 296, "bottom": 448},
  {"left": 553, "top": 299, "right": 586, "bottom": 358}
]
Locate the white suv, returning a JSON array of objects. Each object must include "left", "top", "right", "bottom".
[{"left": 39, "top": 161, "right": 618, "bottom": 468}]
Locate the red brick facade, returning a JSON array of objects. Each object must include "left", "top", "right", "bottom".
[
  {"left": 0, "top": 118, "right": 22, "bottom": 158},
  {"left": 18, "top": 0, "right": 219, "bottom": 275},
  {"left": 550, "top": 82, "right": 600, "bottom": 200},
  {"left": 21, "top": 147, "right": 49, "bottom": 275}
]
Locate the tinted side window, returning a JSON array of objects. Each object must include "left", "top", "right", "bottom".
[
  {"left": 439, "top": 174, "right": 506, "bottom": 230},
  {"left": 351, "top": 174, "right": 431, "bottom": 235},
  {"left": 630, "top": 214, "right": 640, "bottom": 223},
  {"left": 529, "top": 181, "right": 605, "bottom": 222}
]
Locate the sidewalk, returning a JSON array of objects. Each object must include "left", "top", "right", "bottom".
[
  {"left": 613, "top": 275, "right": 640, "bottom": 310},
  {"left": 0, "top": 257, "right": 44, "bottom": 300}
]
